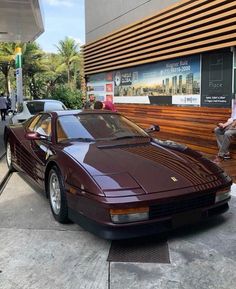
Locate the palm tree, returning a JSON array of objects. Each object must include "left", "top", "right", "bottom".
[
  {"left": 21, "top": 42, "right": 45, "bottom": 98},
  {"left": 40, "top": 53, "right": 66, "bottom": 95},
  {"left": 0, "top": 42, "right": 45, "bottom": 98},
  {"left": 56, "top": 37, "right": 80, "bottom": 87},
  {"left": 0, "top": 42, "right": 16, "bottom": 95}
]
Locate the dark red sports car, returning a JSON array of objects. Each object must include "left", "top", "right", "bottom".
[{"left": 4, "top": 110, "right": 232, "bottom": 239}]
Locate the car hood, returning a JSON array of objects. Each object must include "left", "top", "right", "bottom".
[{"left": 63, "top": 141, "right": 224, "bottom": 194}]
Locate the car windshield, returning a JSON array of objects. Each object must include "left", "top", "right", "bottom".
[
  {"left": 56, "top": 113, "right": 149, "bottom": 143},
  {"left": 26, "top": 101, "right": 66, "bottom": 115}
]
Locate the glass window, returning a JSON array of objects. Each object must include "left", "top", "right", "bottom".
[
  {"left": 26, "top": 101, "right": 44, "bottom": 115},
  {"left": 56, "top": 113, "right": 148, "bottom": 143},
  {"left": 33, "top": 114, "right": 52, "bottom": 138},
  {"left": 28, "top": 115, "right": 42, "bottom": 131}
]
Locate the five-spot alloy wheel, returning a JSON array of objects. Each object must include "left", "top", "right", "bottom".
[
  {"left": 48, "top": 166, "right": 69, "bottom": 223},
  {"left": 6, "top": 141, "right": 16, "bottom": 172}
]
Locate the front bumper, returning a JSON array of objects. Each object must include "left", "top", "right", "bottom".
[{"left": 68, "top": 198, "right": 230, "bottom": 240}]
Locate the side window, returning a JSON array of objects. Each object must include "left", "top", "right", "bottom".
[
  {"left": 28, "top": 115, "right": 42, "bottom": 131},
  {"left": 26, "top": 102, "right": 44, "bottom": 115},
  {"left": 34, "top": 115, "right": 52, "bottom": 138}
]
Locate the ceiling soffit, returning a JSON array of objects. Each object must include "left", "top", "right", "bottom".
[{"left": 0, "top": 0, "right": 44, "bottom": 42}]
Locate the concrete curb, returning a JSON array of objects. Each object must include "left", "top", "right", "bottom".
[
  {"left": 0, "top": 153, "right": 12, "bottom": 196},
  {"left": 0, "top": 170, "right": 12, "bottom": 196}
]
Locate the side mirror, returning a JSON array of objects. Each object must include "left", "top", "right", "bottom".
[
  {"left": 145, "top": 124, "right": 160, "bottom": 133},
  {"left": 25, "top": 131, "right": 48, "bottom": 141}
]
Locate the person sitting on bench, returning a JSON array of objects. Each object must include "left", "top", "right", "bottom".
[{"left": 214, "top": 100, "right": 236, "bottom": 162}]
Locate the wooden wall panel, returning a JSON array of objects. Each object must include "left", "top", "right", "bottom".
[
  {"left": 85, "top": 16, "right": 236, "bottom": 64},
  {"left": 115, "top": 104, "right": 233, "bottom": 156},
  {"left": 83, "top": 0, "right": 236, "bottom": 157},
  {"left": 83, "top": 0, "right": 236, "bottom": 74}
]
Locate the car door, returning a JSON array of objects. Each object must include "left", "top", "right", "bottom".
[
  {"left": 21, "top": 114, "right": 53, "bottom": 185},
  {"left": 19, "top": 114, "right": 42, "bottom": 179}
]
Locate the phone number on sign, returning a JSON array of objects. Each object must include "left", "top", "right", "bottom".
[{"left": 160, "top": 66, "right": 191, "bottom": 75}]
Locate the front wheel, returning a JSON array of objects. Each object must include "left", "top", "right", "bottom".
[
  {"left": 6, "top": 141, "right": 16, "bottom": 172},
  {"left": 48, "top": 166, "right": 69, "bottom": 223}
]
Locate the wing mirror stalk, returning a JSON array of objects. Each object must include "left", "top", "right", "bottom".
[{"left": 145, "top": 125, "right": 160, "bottom": 133}]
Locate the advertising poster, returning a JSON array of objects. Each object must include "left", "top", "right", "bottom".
[
  {"left": 87, "top": 81, "right": 114, "bottom": 102},
  {"left": 201, "top": 50, "right": 233, "bottom": 107},
  {"left": 87, "top": 55, "right": 201, "bottom": 106},
  {"left": 113, "top": 55, "right": 201, "bottom": 106},
  {"left": 87, "top": 72, "right": 114, "bottom": 102}
]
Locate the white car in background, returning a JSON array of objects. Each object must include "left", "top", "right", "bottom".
[{"left": 10, "top": 99, "right": 67, "bottom": 124}]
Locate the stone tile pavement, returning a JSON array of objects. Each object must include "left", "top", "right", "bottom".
[{"left": 0, "top": 170, "right": 235, "bottom": 289}]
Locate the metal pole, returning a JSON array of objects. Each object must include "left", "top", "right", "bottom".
[{"left": 15, "top": 47, "right": 23, "bottom": 105}]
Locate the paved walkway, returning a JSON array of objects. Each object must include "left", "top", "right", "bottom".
[{"left": 0, "top": 168, "right": 235, "bottom": 288}]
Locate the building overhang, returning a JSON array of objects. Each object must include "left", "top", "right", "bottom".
[{"left": 0, "top": 0, "right": 44, "bottom": 42}]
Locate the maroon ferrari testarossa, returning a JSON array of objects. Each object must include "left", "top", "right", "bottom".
[{"left": 4, "top": 110, "right": 231, "bottom": 239}]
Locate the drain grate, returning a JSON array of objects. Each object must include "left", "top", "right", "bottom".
[{"left": 107, "top": 236, "right": 170, "bottom": 263}]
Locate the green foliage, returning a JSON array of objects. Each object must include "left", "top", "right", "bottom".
[
  {"left": 0, "top": 38, "right": 83, "bottom": 102},
  {"left": 0, "top": 42, "right": 16, "bottom": 95},
  {"left": 0, "top": 74, "right": 5, "bottom": 92},
  {"left": 50, "top": 85, "right": 83, "bottom": 109},
  {"left": 56, "top": 37, "right": 80, "bottom": 86}
]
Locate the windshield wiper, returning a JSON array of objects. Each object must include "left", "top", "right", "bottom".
[
  {"left": 60, "top": 137, "right": 95, "bottom": 143},
  {"left": 74, "top": 137, "right": 95, "bottom": 142},
  {"left": 111, "top": 135, "right": 149, "bottom": 140}
]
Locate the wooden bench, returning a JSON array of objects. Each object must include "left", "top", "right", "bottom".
[{"left": 116, "top": 104, "right": 236, "bottom": 157}]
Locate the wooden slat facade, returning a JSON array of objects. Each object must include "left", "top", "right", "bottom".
[
  {"left": 83, "top": 0, "right": 236, "bottom": 157},
  {"left": 116, "top": 104, "right": 236, "bottom": 157},
  {"left": 83, "top": 0, "right": 236, "bottom": 74}
]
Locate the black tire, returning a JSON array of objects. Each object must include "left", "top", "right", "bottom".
[
  {"left": 47, "top": 166, "right": 69, "bottom": 223},
  {"left": 6, "top": 140, "right": 16, "bottom": 172}
]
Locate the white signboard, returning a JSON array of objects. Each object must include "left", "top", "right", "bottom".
[{"left": 172, "top": 94, "right": 201, "bottom": 106}]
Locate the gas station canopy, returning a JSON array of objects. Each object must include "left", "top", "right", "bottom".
[{"left": 0, "top": 0, "right": 44, "bottom": 42}]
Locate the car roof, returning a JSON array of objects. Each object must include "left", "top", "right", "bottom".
[
  {"left": 24, "top": 99, "right": 62, "bottom": 103},
  {"left": 51, "top": 110, "right": 119, "bottom": 117}
]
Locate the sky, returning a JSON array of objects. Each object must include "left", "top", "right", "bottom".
[{"left": 37, "top": 0, "right": 85, "bottom": 53}]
